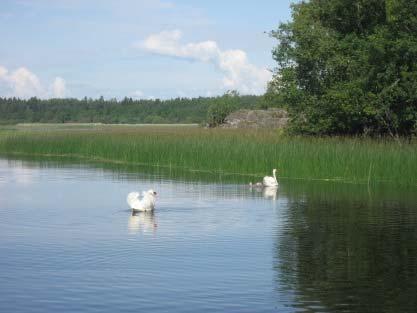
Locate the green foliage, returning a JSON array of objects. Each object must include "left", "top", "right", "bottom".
[
  {"left": 268, "top": 0, "right": 417, "bottom": 136},
  {"left": 206, "top": 91, "right": 240, "bottom": 127},
  {"left": 0, "top": 94, "right": 260, "bottom": 125},
  {"left": 0, "top": 126, "right": 416, "bottom": 186}
]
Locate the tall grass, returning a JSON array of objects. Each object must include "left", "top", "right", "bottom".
[{"left": 0, "top": 125, "right": 416, "bottom": 187}]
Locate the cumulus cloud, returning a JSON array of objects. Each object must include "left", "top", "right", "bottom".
[
  {"left": 2, "top": 67, "right": 43, "bottom": 98},
  {"left": 0, "top": 66, "right": 7, "bottom": 78},
  {"left": 0, "top": 65, "right": 67, "bottom": 98},
  {"left": 51, "top": 77, "right": 67, "bottom": 98},
  {"left": 130, "top": 90, "right": 144, "bottom": 99},
  {"left": 137, "top": 30, "right": 271, "bottom": 94}
]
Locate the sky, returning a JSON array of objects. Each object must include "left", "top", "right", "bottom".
[{"left": 0, "top": 0, "right": 293, "bottom": 99}]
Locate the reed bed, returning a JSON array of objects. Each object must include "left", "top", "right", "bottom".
[{"left": 0, "top": 125, "right": 416, "bottom": 187}]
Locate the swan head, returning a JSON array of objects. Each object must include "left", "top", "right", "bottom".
[
  {"left": 147, "top": 189, "right": 157, "bottom": 196},
  {"left": 273, "top": 168, "right": 277, "bottom": 173}
]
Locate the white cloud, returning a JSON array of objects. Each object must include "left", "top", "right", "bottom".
[
  {"left": 51, "top": 77, "right": 67, "bottom": 98},
  {"left": 0, "top": 65, "right": 68, "bottom": 98},
  {"left": 176, "top": 90, "right": 189, "bottom": 98},
  {"left": 155, "top": 0, "right": 175, "bottom": 9},
  {"left": 137, "top": 30, "right": 271, "bottom": 94},
  {"left": 0, "top": 66, "right": 8, "bottom": 79},
  {"left": 131, "top": 90, "right": 144, "bottom": 99},
  {"left": 8, "top": 67, "right": 43, "bottom": 98}
]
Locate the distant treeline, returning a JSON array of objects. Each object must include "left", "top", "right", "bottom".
[{"left": 0, "top": 95, "right": 261, "bottom": 125}]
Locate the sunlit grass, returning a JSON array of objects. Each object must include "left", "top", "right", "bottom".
[{"left": 0, "top": 125, "right": 415, "bottom": 186}]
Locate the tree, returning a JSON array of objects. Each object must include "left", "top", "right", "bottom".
[
  {"left": 269, "top": 0, "right": 417, "bottom": 136},
  {"left": 206, "top": 91, "right": 240, "bottom": 127}
]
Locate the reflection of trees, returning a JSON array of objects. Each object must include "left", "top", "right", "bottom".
[
  {"left": 9, "top": 155, "right": 256, "bottom": 184},
  {"left": 275, "top": 182, "right": 417, "bottom": 313}
]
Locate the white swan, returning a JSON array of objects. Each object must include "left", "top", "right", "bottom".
[
  {"left": 127, "top": 189, "right": 157, "bottom": 212},
  {"left": 263, "top": 169, "right": 279, "bottom": 187}
]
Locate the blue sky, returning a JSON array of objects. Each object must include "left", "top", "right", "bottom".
[{"left": 0, "top": 0, "right": 293, "bottom": 99}]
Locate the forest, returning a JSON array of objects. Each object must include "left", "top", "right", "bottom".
[{"left": 0, "top": 94, "right": 260, "bottom": 125}]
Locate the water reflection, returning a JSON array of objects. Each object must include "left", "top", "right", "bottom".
[
  {"left": 127, "top": 211, "right": 157, "bottom": 235},
  {"left": 263, "top": 186, "right": 278, "bottom": 200},
  {"left": 249, "top": 185, "right": 278, "bottom": 201},
  {"left": 0, "top": 154, "right": 256, "bottom": 184},
  {"left": 2, "top": 156, "right": 417, "bottom": 312},
  {"left": 275, "top": 182, "right": 417, "bottom": 313}
]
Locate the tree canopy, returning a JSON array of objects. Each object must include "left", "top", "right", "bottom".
[
  {"left": 268, "top": 0, "right": 417, "bottom": 136},
  {"left": 206, "top": 91, "right": 241, "bottom": 127}
]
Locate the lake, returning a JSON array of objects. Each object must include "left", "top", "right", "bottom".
[{"left": 0, "top": 158, "right": 416, "bottom": 312}]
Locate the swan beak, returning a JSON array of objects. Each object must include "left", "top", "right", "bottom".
[{"left": 153, "top": 191, "right": 157, "bottom": 195}]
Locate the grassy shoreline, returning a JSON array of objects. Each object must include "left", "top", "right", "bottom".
[{"left": 0, "top": 125, "right": 416, "bottom": 187}]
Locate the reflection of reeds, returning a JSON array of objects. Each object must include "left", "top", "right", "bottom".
[{"left": 0, "top": 125, "right": 416, "bottom": 186}]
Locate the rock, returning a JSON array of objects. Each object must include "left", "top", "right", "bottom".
[{"left": 220, "top": 108, "right": 289, "bottom": 129}]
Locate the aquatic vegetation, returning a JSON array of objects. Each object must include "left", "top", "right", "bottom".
[{"left": 0, "top": 125, "right": 416, "bottom": 186}]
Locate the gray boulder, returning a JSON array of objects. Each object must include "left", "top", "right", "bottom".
[{"left": 221, "top": 108, "right": 289, "bottom": 129}]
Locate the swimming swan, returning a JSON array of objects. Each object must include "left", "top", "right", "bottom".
[
  {"left": 263, "top": 169, "right": 279, "bottom": 187},
  {"left": 127, "top": 189, "right": 157, "bottom": 212}
]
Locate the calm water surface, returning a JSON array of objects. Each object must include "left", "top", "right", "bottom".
[{"left": 0, "top": 158, "right": 416, "bottom": 312}]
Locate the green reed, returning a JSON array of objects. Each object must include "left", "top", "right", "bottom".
[{"left": 0, "top": 125, "right": 416, "bottom": 187}]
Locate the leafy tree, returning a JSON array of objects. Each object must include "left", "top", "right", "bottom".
[
  {"left": 269, "top": 0, "right": 417, "bottom": 136},
  {"left": 206, "top": 91, "right": 240, "bottom": 127}
]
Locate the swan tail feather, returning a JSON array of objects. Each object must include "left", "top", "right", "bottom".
[{"left": 127, "top": 192, "right": 140, "bottom": 208}]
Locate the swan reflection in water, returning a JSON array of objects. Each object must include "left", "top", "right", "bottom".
[
  {"left": 263, "top": 186, "right": 278, "bottom": 200},
  {"left": 128, "top": 211, "right": 157, "bottom": 234},
  {"left": 250, "top": 185, "right": 278, "bottom": 201}
]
